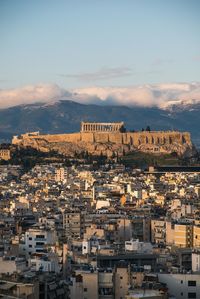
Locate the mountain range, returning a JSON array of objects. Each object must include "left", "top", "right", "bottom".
[{"left": 0, "top": 99, "right": 200, "bottom": 147}]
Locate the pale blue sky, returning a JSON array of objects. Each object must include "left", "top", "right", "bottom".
[{"left": 0, "top": 0, "right": 200, "bottom": 89}]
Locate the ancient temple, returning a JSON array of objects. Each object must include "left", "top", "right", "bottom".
[{"left": 81, "top": 122, "right": 124, "bottom": 132}]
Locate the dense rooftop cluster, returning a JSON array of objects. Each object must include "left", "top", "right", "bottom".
[{"left": 0, "top": 161, "right": 200, "bottom": 299}]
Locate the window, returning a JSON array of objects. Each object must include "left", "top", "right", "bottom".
[
  {"left": 188, "top": 281, "right": 196, "bottom": 287},
  {"left": 35, "top": 235, "right": 45, "bottom": 239},
  {"left": 181, "top": 292, "right": 183, "bottom": 296},
  {"left": 188, "top": 293, "right": 196, "bottom": 299},
  {"left": 29, "top": 237, "right": 32, "bottom": 240},
  {"left": 36, "top": 242, "right": 44, "bottom": 246},
  {"left": 181, "top": 280, "right": 183, "bottom": 284},
  {"left": 29, "top": 245, "right": 32, "bottom": 248},
  {"left": 84, "top": 288, "right": 87, "bottom": 292},
  {"left": 120, "top": 276, "right": 123, "bottom": 279}
]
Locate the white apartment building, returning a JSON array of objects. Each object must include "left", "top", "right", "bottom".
[
  {"left": 24, "top": 225, "right": 57, "bottom": 255},
  {"left": 192, "top": 251, "right": 200, "bottom": 272},
  {"left": 158, "top": 273, "right": 200, "bottom": 299}
]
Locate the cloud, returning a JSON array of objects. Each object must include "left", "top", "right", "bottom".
[
  {"left": 59, "top": 67, "right": 133, "bottom": 81},
  {"left": 0, "top": 84, "right": 71, "bottom": 109},
  {"left": 73, "top": 86, "right": 156, "bottom": 107},
  {"left": 0, "top": 82, "right": 200, "bottom": 109},
  {"left": 74, "top": 82, "right": 200, "bottom": 108}
]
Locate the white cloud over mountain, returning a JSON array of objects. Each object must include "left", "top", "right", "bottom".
[
  {"left": 0, "top": 82, "right": 200, "bottom": 109},
  {"left": 0, "top": 84, "right": 70, "bottom": 109}
]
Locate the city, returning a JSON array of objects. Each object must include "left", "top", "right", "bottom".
[
  {"left": 0, "top": 123, "right": 200, "bottom": 298},
  {"left": 0, "top": 0, "right": 200, "bottom": 298}
]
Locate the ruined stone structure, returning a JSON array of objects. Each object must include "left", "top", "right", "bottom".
[
  {"left": 12, "top": 122, "right": 194, "bottom": 157},
  {"left": 81, "top": 122, "right": 124, "bottom": 132}
]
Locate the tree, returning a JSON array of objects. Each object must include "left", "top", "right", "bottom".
[{"left": 146, "top": 126, "right": 151, "bottom": 132}]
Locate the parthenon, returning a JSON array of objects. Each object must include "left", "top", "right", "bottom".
[{"left": 81, "top": 121, "right": 124, "bottom": 132}]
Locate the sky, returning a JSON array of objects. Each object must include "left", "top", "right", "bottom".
[{"left": 0, "top": 0, "right": 200, "bottom": 92}]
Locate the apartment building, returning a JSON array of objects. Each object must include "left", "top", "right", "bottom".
[
  {"left": 174, "top": 223, "right": 193, "bottom": 248},
  {"left": 151, "top": 219, "right": 166, "bottom": 244},
  {"left": 23, "top": 225, "right": 57, "bottom": 255},
  {"left": 64, "top": 210, "right": 85, "bottom": 239},
  {"left": 158, "top": 273, "right": 200, "bottom": 299}
]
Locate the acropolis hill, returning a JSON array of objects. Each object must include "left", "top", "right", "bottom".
[{"left": 12, "top": 122, "right": 194, "bottom": 157}]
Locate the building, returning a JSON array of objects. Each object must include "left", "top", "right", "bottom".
[
  {"left": 70, "top": 270, "right": 98, "bottom": 299},
  {"left": 151, "top": 220, "right": 166, "bottom": 244},
  {"left": 192, "top": 251, "right": 200, "bottom": 272},
  {"left": 174, "top": 223, "right": 193, "bottom": 248},
  {"left": 158, "top": 273, "right": 200, "bottom": 299},
  {"left": 29, "top": 252, "right": 60, "bottom": 273},
  {"left": 0, "top": 149, "right": 11, "bottom": 160},
  {"left": 64, "top": 210, "right": 85, "bottom": 239},
  {"left": 193, "top": 225, "right": 200, "bottom": 247},
  {"left": 0, "top": 278, "right": 39, "bottom": 299},
  {"left": 0, "top": 256, "right": 26, "bottom": 275},
  {"left": 23, "top": 226, "right": 57, "bottom": 255},
  {"left": 125, "top": 239, "right": 153, "bottom": 253},
  {"left": 81, "top": 121, "right": 125, "bottom": 132},
  {"left": 55, "top": 167, "right": 67, "bottom": 182},
  {"left": 125, "top": 290, "right": 167, "bottom": 299}
]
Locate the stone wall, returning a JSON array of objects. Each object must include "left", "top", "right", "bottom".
[{"left": 12, "top": 130, "right": 193, "bottom": 157}]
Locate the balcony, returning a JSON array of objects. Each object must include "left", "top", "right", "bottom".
[
  {"left": 35, "top": 238, "right": 46, "bottom": 242},
  {"left": 98, "top": 287, "right": 114, "bottom": 298},
  {"left": 35, "top": 244, "right": 45, "bottom": 248}
]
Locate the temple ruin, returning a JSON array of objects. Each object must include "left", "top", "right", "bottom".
[{"left": 81, "top": 122, "right": 124, "bottom": 132}]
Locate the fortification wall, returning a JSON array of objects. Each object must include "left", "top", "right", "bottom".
[
  {"left": 32, "top": 132, "right": 81, "bottom": 143},
  {"left": 15, "top": 131, "right": 191, "bottom": 144},
  {"left": 12, "top": 130, "right": 193, "bottom": 157}
]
